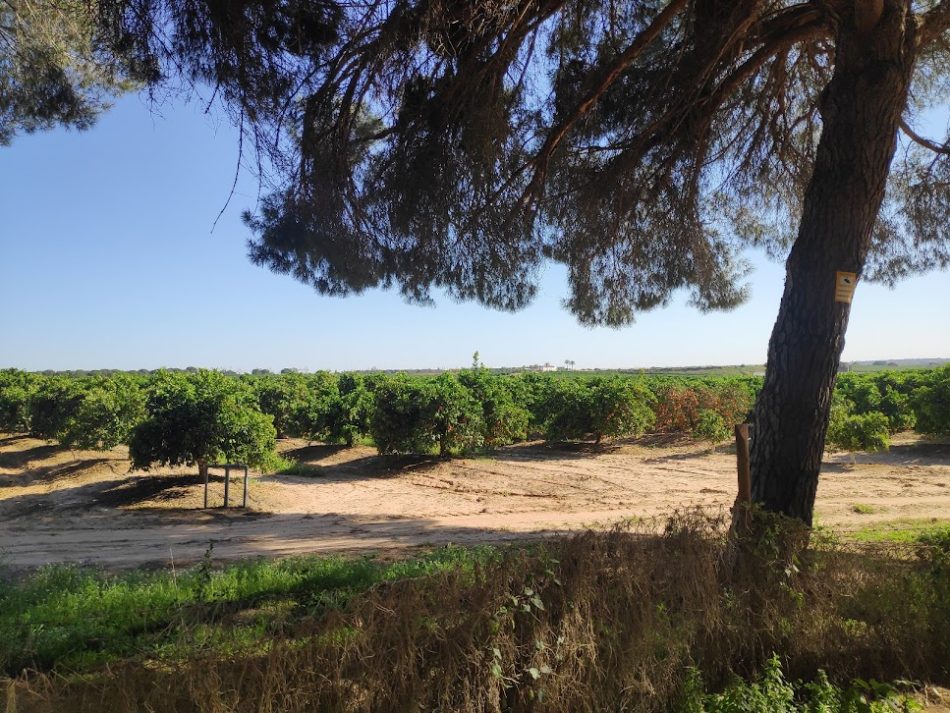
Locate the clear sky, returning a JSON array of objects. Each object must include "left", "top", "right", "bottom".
[{"left": 1, "top": 93, "right": 948, "bottom": 372}]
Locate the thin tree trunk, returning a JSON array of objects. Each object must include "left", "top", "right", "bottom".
[
  {"left": 750, "top": 1, "right": 916, "bottom": 525},
  {"left": 199, "top": 460, "right": 209, "bottom": 509}
]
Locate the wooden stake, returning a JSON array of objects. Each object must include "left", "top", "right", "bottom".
[{"left": 735, "top": 423, "right": 752, "bottom": 504}]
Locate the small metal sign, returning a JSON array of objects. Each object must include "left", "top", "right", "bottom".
[{"left": 835, "top": 271, "right": 857, "bottom": 304}]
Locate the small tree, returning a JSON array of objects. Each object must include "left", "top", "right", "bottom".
[
  {"left": 0, "top": 369, "right": 38, "bottom": 432},
  {"left": 324, "top": 373, "right": 374, "bottom": 446},
  {"left": 458, "top": 370, "right": 529, "bottom": 448},
  {"left": 251, "top": 372, "right": 314, "bottom": 438},
  {"left": 129, "top": 370, "right": 277, "bottom": 480},
  {"left": 426, "top": 374, "right": 484, "bottom": 457},
  {"left": 59, "top": 374, "right": 146, "bottom": 450},
  {"left": 370, "top": 376, "right": 435, "bottom": 455},
  {"left": 913, "top": 365, "right": 950, "bottom": 435},
  {"left": 29, "top": 376, "right": 87, "bottom": 441},
  {"left": 587, "top": 378, "right": 655, "bottom": 443},
  {"left": 545, "top": 377, "right": 654, "bottom": 443}
]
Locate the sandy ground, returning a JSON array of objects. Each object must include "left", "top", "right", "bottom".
[{"left": 1, "top": 432, "right": 948, "bottom": 570}]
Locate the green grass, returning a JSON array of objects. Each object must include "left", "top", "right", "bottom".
[
  {"left": 851, "top": 518, "right": 950, "bottom": 543},
  {"left": 273, "top": 458, "right": 327, "bottom": 477},
  {"left": 0, "top": 544, "right": 499, "bottom": 674},
  {"left": 851, "top": 503, "right": 879, "bottom": 515}
]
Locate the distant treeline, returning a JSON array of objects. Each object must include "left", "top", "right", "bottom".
[{"left": 1, "top": 367, "right": 948, "bottom": 468}]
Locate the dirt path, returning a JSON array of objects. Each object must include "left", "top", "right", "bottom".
[{"left": 1, "top": 433, "right": 948, "bottom": 569}]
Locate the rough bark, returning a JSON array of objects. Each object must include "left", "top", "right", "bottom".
[{"left": 750, "top": 0, "right": 917, "bottom": 524}]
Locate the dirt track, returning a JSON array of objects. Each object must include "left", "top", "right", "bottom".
[{"left": 1, "top": 432, "right": 949, "bottom": 569}]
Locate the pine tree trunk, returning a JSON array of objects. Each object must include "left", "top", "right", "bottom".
[{"left": 750, "top": 1, "right": 916, "bottom": 525}]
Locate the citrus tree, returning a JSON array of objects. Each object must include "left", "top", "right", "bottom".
[
  {"left": 129, "top": 370, "right": 277, "bottom": 479},
  {"left": 59, "top": 374, "right": 147, "bottom": 450}
]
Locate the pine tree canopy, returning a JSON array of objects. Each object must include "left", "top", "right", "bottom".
[{"left": 4, "top": 1, "right": 947, "bottom": 324}]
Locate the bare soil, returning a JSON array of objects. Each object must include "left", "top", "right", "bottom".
[{"left": 1, "top": 432, "right": 948, "bottom": 570}]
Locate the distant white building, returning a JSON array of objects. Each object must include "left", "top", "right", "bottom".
[{"left": 540, "top": 362, "right": 557, "bottom": 372}]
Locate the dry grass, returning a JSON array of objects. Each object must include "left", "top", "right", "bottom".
[{"left": 4, "top": 511, "right": 949, "bottom": 713}]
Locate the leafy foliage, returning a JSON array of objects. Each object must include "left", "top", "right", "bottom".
[
  {"left": 0, "top": 0, "right": 140, "bottom": 145},
  {"left": 912, "top": 364, "right": 950, "bottom": 435},
  {"left": 129, "top": 370, "right": 276, "bottom": 470},
  {"left": 29, "top": 376, "right": 86, "bottom": 441},
  {"left": 323, "top": 373, "right": 374, "bottom": 446},
  {"left": 59, "top": 374, "right": 146, "bottom": 450},
  {"left": 826, "top": 399, "right": 891, "bottom": 452},
  {"left": 369, "top": 376, "right": 437, "bottom": 456},
  {"left": 653, "top": 380, "right": 754, "bottom": 441},
  {"left": 544, "top": 377, "right": 655, "bottom": 443},
  {"left": 369, "top": 374, "right": 484, "bottom": 456},
  {"left": 693, "top": 409, "right": 731, "bottom": 443},
  {"left": 681, "top": 656, "right": 921, "bottom": 713},
  {"left": 0, "top": 368, "right": 38, "bottom": 432},
  {"left": 251, "top": 372, "right": 314, "bottom": 438},
  {"left": 2, "top": 367, "right": 944, "bottom": 459}
]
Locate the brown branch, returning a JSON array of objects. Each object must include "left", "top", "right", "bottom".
[
  {"left": 710, "top": 20, "right": 829, "bottom": 109},
  {"left": 520, "top": 0, "right": 689, "bottom": 205},
  {"left": 899, "top": 117, "right": 950, "bottom": 155}
]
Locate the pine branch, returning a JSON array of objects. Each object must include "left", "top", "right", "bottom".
[{"left": 899, "top": 117, "right": 950, "bottom": 155}]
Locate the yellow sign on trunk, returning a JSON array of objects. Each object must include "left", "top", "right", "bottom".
[{"left": 835, "top": 271, "right": 857, "bottom": 304}]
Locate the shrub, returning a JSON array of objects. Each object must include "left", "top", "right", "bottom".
[
  {"left": 458, "top": 370, "right": 529, "bottom": 447},
  {"left": 836, "top": 373, "right": 917, "bottom": 433},
  {"left": 251, "top": 373, "right": 314, "bottom": 438},
  {"left": 652, "top": 381, "right": 752, "bottom": 439},
  {"left": 324, "top": 373, "right": 374, "bottom": 446},
  {"left": 0, "top": 368, "right": 38, "bottom": 432},
  {"left": 912, "top": 364, "right": 950, "bottom": 435},
  {"left": 693, "top": 409, "right": 731, "bottom": 442},
  {"left": 545, "top": 377, "right": 654, "bottom": 443},
  {"left": 369, "top": 376, "right": 437, "bottom": 455},
  {"left": 587, "top": 377, "right": 655, "bottom": 442},
  {"left": 426, "top": 374, "right": 484, "bottom": 456},
  {"left": 298, "top": 371, "right": 344, "bottom": 440},
  {"left": 129, "top": 370, "right": 277, "bottom": 474},
  {"left": 653, "top": 385, "right": 701, "bottom": 433},
  {"left": 826, "top": 409, "right": 890, "bottom": 452},
  {"left": 879, "top": 385, "right": 916, "bottom": 432},
  {"left": 59, "top": 374, "right": 146, "bottom": 450},
  {"left": 371, "top": 375, "right": 484, "bottom": 456},
  {"left": 29, "top": 377, "right": 87, "bottom": 441}
]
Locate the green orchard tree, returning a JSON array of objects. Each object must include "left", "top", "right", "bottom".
[
  {"left": 0, "top": 369, "right": 39, "bottom": 432},
  {"left": 60, "top": 374, "right": 147, "bottom": 450},
  {"left": 324, "top": 373, "right": 374, "bottom": 446},
  {"left": 129, "top": 370, "right": 277, "bottom": 481},
  {"left": 29, "top": 376, "right": 87, "bottom": 441}
]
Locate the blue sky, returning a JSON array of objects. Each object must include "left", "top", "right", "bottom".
[{"left": 1, "top": 93, "right": 948, "bottom": 372}]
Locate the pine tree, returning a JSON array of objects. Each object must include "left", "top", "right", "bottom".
[{"left": 13, "top": 0, "right": 950, "bottom": 523}]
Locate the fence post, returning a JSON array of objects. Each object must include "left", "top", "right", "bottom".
[{"left": 735, "top": 423, "right": 752, "bottom": 505}]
